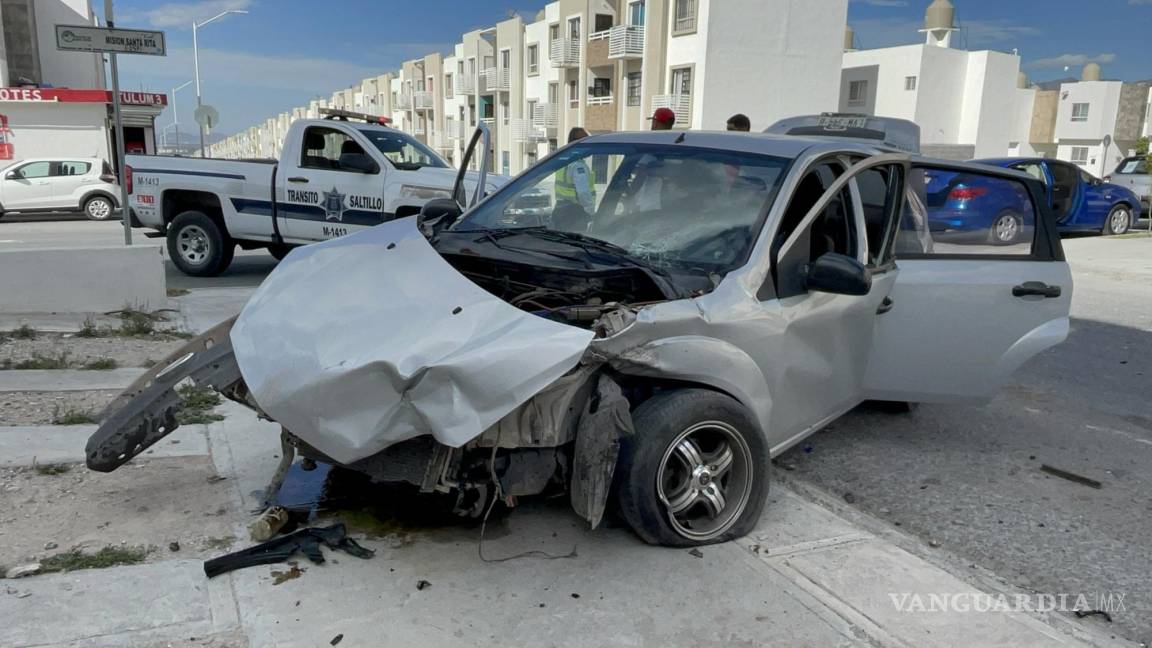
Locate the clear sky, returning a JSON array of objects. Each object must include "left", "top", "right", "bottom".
[{"left": 108, "top": 0, "right": 1151, "bottom": 141}]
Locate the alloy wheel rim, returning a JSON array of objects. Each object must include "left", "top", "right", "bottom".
[
  {"left": 656, "top": 421, "right": 753, "bottom": 541},
  {"left": 88, "top": 199, "right": 111, "bottom": 219},
  {"left": 1111, "top": 209, "right": 1130, "bottom": 234},
  {"left": 995, "top": 214, "right": 1018, "bottom": 242},
  {"left": 177, "top": 225, "right": 210, "bottom": 264}
]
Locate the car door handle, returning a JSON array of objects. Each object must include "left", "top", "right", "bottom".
[
  {"left": 1012, "top": 282, "right": 1061, "bottom": 299},
  {"left": 877, "top": 297, "right": 894, "bottom": 314},
  {"left": 287, "top": 177, "right": 309, "bottom": 184}
]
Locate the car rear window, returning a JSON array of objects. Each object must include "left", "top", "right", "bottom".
[
  {"left": 1116, "top": 158, "right": 1148, "bottom": 175},
  {"left": 56, "top": 161, "right": 91, "bottom": 176}
]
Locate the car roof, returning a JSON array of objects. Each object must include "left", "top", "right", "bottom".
[{"left": 579, "top": 130, "right": 882, "bottom": 160}]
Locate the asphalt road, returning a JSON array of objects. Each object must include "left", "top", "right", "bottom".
[
  {"left": 782, "top": 235, "right": 1152, "bottom": 643},
  {"left": 3, "top": 214, "right": 1151, "bottom": 641}
]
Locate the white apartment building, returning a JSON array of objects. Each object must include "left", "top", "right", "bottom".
[
  {"left": 214, "top": 0, "right": 849, "bottom": 174},
  {"left": 840, "top": 0, "right": 1022, "bottom": 160},
  {"left": 1046, "top": 66, "right": 1150, "bottom": 177}
]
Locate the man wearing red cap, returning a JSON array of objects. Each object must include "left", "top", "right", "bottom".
[{"left": 649, "top": 107, "right": 676, "bottom": 130}]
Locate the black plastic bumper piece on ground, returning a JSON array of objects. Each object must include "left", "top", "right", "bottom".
[
  {"left": 85, "top": 317, "right": 243, "bottom": 473},
  {"left": 203, "top": 523, "right": 374, "bottom": 578}
]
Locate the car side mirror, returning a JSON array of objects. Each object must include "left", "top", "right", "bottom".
[
  {"left": 5, "top": 170, "right": 20, "bottom": 180},
  {"left": 417, "top": 198, "right": 463, "bottom": 237},
  {"left": 339, "top": 153, "right": 380, "bottom": 174},
  {"left": 804, "top": 253, "right": 872, "bottom": 296}
]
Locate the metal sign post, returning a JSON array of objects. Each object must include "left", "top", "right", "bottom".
[{"left": 57, "top": 8, "right": 166, "bottom": 246}]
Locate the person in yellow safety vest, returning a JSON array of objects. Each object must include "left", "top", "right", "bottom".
[{"left": 555, "top": 127, "right": 596, "bottom": 214}]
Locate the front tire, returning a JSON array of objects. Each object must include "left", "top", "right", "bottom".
[
  {"left": 1103, "top": 205, "right": 1132, "bottom": 236},
  {"left": 615, "top": 389, "right": 769, "bottom": 547},
  {"left": 167, "top": 211, "right": 234, "bottom": 277},
  {"left": 83, "top": 195, "right": 114, "bottom": 221}
]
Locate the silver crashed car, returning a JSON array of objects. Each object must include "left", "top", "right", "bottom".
[{"left": 87, "top": 125, "right": 1072, "bottom": 547}]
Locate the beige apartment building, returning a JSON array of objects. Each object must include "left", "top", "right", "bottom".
[{"left": 213, "top": 0, "right": 849, "bottom": 175}]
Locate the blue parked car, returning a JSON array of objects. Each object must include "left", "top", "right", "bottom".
[{"left": 924, "top": 158, "right": 1143, "bottom": 244}]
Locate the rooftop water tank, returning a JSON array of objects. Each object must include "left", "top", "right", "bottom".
[
  {"left": 924, "top": 0, "right": 956, "bottom": 31},
  {"left": 1082, "top": 63, "right": 1102, "bottom": 82}
]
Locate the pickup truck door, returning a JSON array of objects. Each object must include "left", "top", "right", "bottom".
[
  {"left": 864, "top": 162, "right": 1072, "bottom": 403},
  {"left": 3, "top": 161, "right": 54, "bottom": 209},
  {"left": 278, "top": 124, "right": 386, "bottom": 242}
]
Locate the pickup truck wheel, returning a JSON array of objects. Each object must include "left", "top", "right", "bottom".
[
  {"left": 615, "top": 389, "right": 769, "bottom": 547},
  {"left": 167, "top": 211, "right": 234, "bottom": 277},
  {"left": 1103, "top": 205, "right": 1132, "bottom": 236},
  {"left": 83, "top": 196, "right": 114, "bottom": 221}
]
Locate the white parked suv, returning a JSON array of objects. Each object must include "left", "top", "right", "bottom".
[{"left": 0, "top": 157, "right": 120, "bottom": 221}]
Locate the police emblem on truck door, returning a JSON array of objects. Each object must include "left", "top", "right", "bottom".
[{"left": 323, "top": 187, "right": 346, "bottom": 221}]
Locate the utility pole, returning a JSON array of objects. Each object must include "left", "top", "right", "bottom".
[{"left": 104, "top": 0, "right": 132, "bottom": 245}]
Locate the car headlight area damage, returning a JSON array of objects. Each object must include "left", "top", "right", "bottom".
[{"left": 86, "top": 217, "right": 769, "bottom": 544}]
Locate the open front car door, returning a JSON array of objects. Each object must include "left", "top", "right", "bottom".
[{"left": 864, "top": 161, "right": 1072, "bottom": 403}]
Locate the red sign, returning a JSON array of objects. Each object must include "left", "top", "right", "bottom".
[
  {"left": 0, "top": 87, "right": 167, "bottom": 106},
  {"left": 0, "top": 113, "right": 12, "bottom": 160}
]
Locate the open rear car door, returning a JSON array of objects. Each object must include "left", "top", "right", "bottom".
[{"left": 864, "top": 161, "right": 1072, "bottom": 403}]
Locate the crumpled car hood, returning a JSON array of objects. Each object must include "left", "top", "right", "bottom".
[{"left": 231, "top": 218, "right": 594, "bottom": 465}]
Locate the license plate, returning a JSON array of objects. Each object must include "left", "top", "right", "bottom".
[{"left": 818, "top": 116, "right": 868, "bottom": 131}]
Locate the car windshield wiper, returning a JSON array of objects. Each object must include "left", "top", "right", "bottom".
[
  {"left": 509, "top": 228, "right": 675, "bottom": 279},
  {"left": 469, "top": 226, "right": 593, "bottom": 269},
  {"left": 393, "top": 161, "right": 426, "bottom": 170}
]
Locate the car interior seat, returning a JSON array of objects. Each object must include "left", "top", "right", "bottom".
[{"left": 303, "top": 131, "right": 333, "bottom": 169}]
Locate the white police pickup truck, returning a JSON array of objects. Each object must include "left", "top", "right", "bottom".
[{"left": 127, "top": 109, "right": 504, "bottom": 276}]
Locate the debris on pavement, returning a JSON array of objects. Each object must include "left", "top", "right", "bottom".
[
  {"left": 929, "top": 540, "right": 941, "bottom": 548},
  {"left": 5, "top": 563, "right": 41, "bottom": 579},
  {"left": 1075, "top": 609, "right": 1114, "bottom": 623},
  {"left": 416, "top": 579, "right": 431, "bottom": 591},
  {"left": 843, "top": 492, "right": 857, "bottom": 504},
  {"left": 1040, "top": 464, "right": 1103, "bottom": 489},
  {"left": 203, "top": 523, "right": 373, "bottom": 579},
  {"left": 169, "top": 541, "right": 181, "bottom": 552},
  {"left": 270, "top": 564, "right": 305, "bottom": 585},
  {"left": 40, "top": 546, "right": 149, "bottom": 573},
  {"left": 688, "top": 548, "right": 703, "bottom": 558},
  {"left": 248, "top": 506, "right": 290, "bottom": 542},
  {"left": 330, "top": 634, "right": 344, "bottom": 646}
]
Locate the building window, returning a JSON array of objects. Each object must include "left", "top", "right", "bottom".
[
  {"left": 527, "top": 44, "right": 539, "bottom": 75},
  {"left": 502, "top": 99, "right": 509, "bottom": 125},
  {"left": 568, "top": 80, "right": 580, "bottom": 108},
  {"left": 848, "top": 79, "right": 868, "bottom": 105},
  {"left": 671, "top": 66, "right": 692, "bottom": 97},
  {"left": 673, "top": 0, "right": 697, "bottom": 34},
  {"left": 502, "top": 151, "right": 510, "bottom": 175},
  {"left": 591, "top": 77, "right": 612, "bottom": 98},
  {"left": 1071, "top": 103, "right": 1090, "bottom": 122},
  {"left": 445, "top": 74, "right": 453, "bottom": 98},
  {"left": 500, "top": 48, "right": 511, "bottom": 71},
  {"left": 1070, "top": 146, "right": 1089, "bottom": 164},
  {"left": 627, "top": 72, "right": 642, "bottom": 106},
  {"left": 528, "top": 99, "right": 538, "bottom": 122},
  {"left": 549, "top": 83, "right": 559, "bottom": 105},
  {"left": 904, "top": 76, "right": 917, "bottom": 91},
  {"left": 568, "top": 16, "right": 581, "bottom": 40},
  {"left": 629, "top": 0, "right": 646, "bottom": 27}
]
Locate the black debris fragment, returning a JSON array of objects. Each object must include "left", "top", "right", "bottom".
[
  {"left": 330, "top": 633, "right": 344, "bottom": 645},
  {"left": 1075, "top": 609, "right": 1113, "bottom": 623},
  {"left": 417, "top": 580, "right": 431, "bottom": 591},
  {"left": 570, "top": 593, "right": 580, "bottom": 599},
  {"left": 1040, "top": 464, "right": 1103, "bottom": 489},
  {"left": 203, "top": 523, "right": 373, "bottom": 578},
  {"left": 843, "top": 492, "right": 857, "bottom": 504},
  {"left": 688, "top": 548, "right": 703, "bottom": 558},
  {"left": 168, "top": 541, "right": 180, "bottom": 552}
]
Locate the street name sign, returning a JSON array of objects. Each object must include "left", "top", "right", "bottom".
[{"left": 55, "top": 24, "right": 166, "bottom": 56}]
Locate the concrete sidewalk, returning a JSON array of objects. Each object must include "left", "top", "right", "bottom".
[
  {"left": 0, "top": 368, "right": 144, "bottom": 393},
  {"left": 0, "top": 400, "right": 1129, "bottom": 648}
]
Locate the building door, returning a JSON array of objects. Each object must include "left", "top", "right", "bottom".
[{"left": 628, "top": 1, "right": 646, "bottom": 26}]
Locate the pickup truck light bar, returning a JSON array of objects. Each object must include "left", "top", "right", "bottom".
[
  {"left": 319, "top": 108, "right": 392, "bottom": 126},
  {"left": 765, "top": 113, "right": 920, "bottom": 154}
]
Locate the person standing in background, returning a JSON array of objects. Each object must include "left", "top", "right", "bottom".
[
  {"left": 555, "top": 127, "right": 596, "bottom": 214},
  {"left": 649, "top": 107, "right": 676, "bottom": 131},
  {"left": 726, "top": 114, "right": 751, "bottom": 132}
]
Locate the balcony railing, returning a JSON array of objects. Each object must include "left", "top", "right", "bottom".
[
  {"left": 413, "top": 91, "right": 434, "bottom": 110},
  {"left": 446, "top": 118, "right": 465, "bottom": 141},
  {"left": 511, "top": 118, "right": 547, "bottom": 143},
  {"left": 413, "top": 124, "right": 426, "bottom": 135},
  {"left": 608, "top": 25, "right": 644, "bottom": 59},
  {"left": 481, "top": 67, "right": 510, "bottom": 92},
  {"left": 455, "top": 73, "right": 476, "bottom": 95},
  {"left": 395, "top": 93, "right": 412, "bottom": 110},
  {"left": 531, "top": 103, "right": 559, "bottom": 129},
  {"left": 587, "top": 95, "right": 613, "bottom": 106},
  {"left": 550, "top": 39, "right": 580, "bottom": 67},
  {"left": 480, "top": 117, "right": 495, "bottom": 126},
  {"left": 651, "top": 94, "right": 691, "bottom": 126}
]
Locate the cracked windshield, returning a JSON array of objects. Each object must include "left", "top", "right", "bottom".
[{"left": 459, "top": 144, "right": 788, "bottom": 273}]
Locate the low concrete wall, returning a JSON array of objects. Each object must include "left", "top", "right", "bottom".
[{"left": 0, "top": 245, "right": 166, "bottom": 314}]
